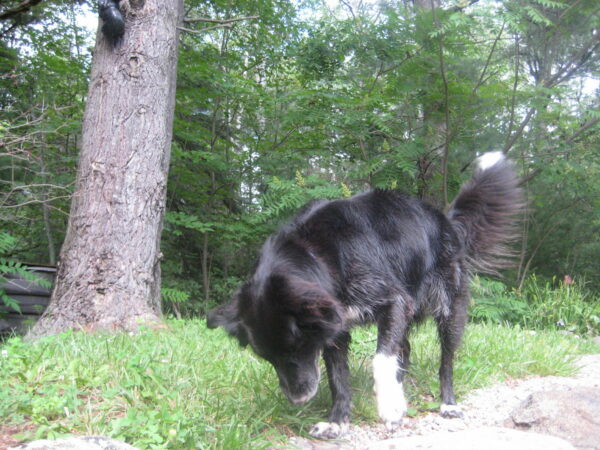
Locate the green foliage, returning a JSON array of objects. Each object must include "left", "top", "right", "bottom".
[
  {"left": 261, "top": 174, "right": 345, "bottom": 221},
  {"left": 0, "top": 320, "right": 595, "bottom": 448},
  {"left": 1, "top": 1, "right": 90, "bottom": 267},
  {"left": 0, "top": 232, "right": 51, "bottom": 314},
  {"left": 2, "top": 0, "right": 600, "bottom": 314},
  {"left": 470, "top": 275, "right": 600, "bottom": 336},
  {"left": 520, "top": 276, "right": 600, "bottom": 335},
  {"left": 161, "top": 287, "right": 190, "bottom": 305},
  {"left": 470, "top": 276, "right": 529, "bottom": 325}
]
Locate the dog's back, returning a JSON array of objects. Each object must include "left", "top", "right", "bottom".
[{"left": 268, "top": 188, "right": 462, "bottom": 323}]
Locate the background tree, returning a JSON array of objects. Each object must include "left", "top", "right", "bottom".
[{"left": 27, "top": 0, "right": 183, "bottom": 338}]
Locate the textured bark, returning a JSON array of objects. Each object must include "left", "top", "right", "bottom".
[{"left": 28, "top": 0, "right": 183, "bottom": 339}]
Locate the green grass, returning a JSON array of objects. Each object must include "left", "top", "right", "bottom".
[{"left": 0, "top": 319, "right": 597, "bottom": 449}]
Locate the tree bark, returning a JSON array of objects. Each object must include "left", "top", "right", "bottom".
[{"left": 29, "top": 0, "right": 183, "bottom": 339}]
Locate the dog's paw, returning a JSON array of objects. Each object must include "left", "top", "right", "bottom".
[
  {"left": 440, "top": 403, "right": 464, "bottom": 419},
  {"left": 380, "top": 410, "right": 405, "bottom": 431},
  {"left": 309, "top": 421, "right": 348, "bottom": 440},
  {"left": 375, "top": 382, "right": 407, "bottom": 431},
  {"left": 377, "top": 395, "right": 406, "bottom": 431}
]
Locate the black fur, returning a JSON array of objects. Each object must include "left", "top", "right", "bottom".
[
  {"left": 99, "top": 0, "right": 124, "bottom": 45},
  {"left": 207, "top": 154, "right": 523, "bottom": 436}
]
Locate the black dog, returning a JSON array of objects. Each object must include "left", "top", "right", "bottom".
[{"left": 207, "top": 152, "right": 523, "bottom": 439}]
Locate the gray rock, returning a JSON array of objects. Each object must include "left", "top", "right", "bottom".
[
  {"left": 508, "top": 387, "right": 600, "bottom": 450},
  {"left": 287, "top": 427, "right": 575, "bottom": 450},
  {"left": 9, "top": 436, "right": 137, "bottom": 450},
  {"left": 366, "top": 427, "right": 575, "bottom": 450}
]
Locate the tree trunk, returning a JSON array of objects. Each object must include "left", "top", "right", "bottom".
[{"left": 29, "top": 0, "right": 183, "bottom": 339}]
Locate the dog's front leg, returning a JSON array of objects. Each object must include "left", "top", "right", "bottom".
[
  {"left": 309, "top": 332, "right": 351, "bottom": 440},
  {"left": 374, "top": 301, "right": 412, "bottom": 431}
]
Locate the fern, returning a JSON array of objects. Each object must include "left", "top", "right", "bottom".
[
  {"left": 531, "top": 0, "right": 567, "bottom": 9},
  {"left": 165, "top": 212, "right": 217, "bottom": 234},
  {"left": 260, "top": 174, "right": 344, "bottom": 221},
  {"left": 161, "top": 287, "right": 190, "bottom": 304},
  {"left": 0, "top": 233, "right": 51, "bottom": 314},
  {"left": 524, "top": 5, "right": 554, "bottom": 26},
  {"left": 469, "top": 276, "right": 529, "bottom": 324},
  {"left": 0, "top": 233, "right": 17, "bottom": 255}
]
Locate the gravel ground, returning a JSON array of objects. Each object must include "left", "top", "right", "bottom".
[{"left": 289, "top": 353, "right": 600, "bottom": 449}]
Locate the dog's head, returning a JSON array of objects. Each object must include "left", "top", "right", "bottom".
[{"left": 207, "top": 273, "right": 343, "bottom": 405}]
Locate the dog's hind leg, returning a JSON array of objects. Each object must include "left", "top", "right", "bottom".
[
  {"left": 373, "top": 300, "right": 413, "bottom": 430},
  {"left": 309, "top": 332, "right": 351, "bottom": 440},
  {"left": 436, "top": 292, "right": 468, "bottom": 419}
]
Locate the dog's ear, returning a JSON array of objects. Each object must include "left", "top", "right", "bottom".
[
  {"left": 278, "top": 276, "right": 343, "bottom": 341},
  {"left": 206, "top": 298, "right": 249, "bottom": 347}
]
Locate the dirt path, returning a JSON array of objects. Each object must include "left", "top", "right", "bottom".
[{"left": 290, "top": 353, "right": 600, "bottom": 449}]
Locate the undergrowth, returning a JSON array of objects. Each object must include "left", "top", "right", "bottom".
[
  {"left": 470, "top": 275, "right": 600, "bottom": 335},
  {"left": 0, "top": 319, "right": 597, "bottom": 449}
]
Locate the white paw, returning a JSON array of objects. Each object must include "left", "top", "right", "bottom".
[
  {"left": 376, "top": 385, "right": 407, "bottom": 430},
  {"left": 309, "top": 421, "right": 348, "bottom": 440},
  {"left": 440, "top": 403, "right": 464, "bottom": 418}
]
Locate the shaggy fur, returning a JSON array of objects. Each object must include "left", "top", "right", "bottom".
[{"left": 207, "top": 152, "right": 523, "bottom": 439}]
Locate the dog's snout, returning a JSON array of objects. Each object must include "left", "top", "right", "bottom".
[{"left": 274, "top": 355, "right": 320, "bottom": 406}]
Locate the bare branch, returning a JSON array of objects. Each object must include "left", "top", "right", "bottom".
[
  {"left": 178, "top": 24, "right": 228, "bottom": 34},
  {"left": 472, "top": 21, "right": 505, "bottom": 95},
  {"left": 0, "top": 0, "right": 43, "bottom": 22},
  {"left": 503, "top": 107, "right": 535, "bottom": 154},
  {"left": 544, "top": 32, "right": 600, "bottom": 88},
  {"left": 183, "top": 15, "right": 258, "bottom": 24},
  {"left": 448, "top": 0, "right": 480, "bottom": 12},
  {"left": 566, "top": 117, "right": 600, "bottom": 144},
  {"left": 0, "top": 195, "right": 72, "bottom": 209}
]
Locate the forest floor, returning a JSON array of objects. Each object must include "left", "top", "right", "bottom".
[{"left": 289, "top": 352, "right": 600, "bottom": 449}]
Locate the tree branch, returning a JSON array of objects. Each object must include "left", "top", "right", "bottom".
[
  {"left": 178, "top": 24, "right": 231, "bottom": 34},
  {"left": 544, "top": 32, "right": 600, "bottom": 88},
  {"left": 183, "top": 15, "right": 258, "bottom": 24},
  {"left": 472, "top": 21, "right": 505, "bottom": 95},
  {"left": 566, "top": 117, "right": 600, "bottom": 144},
  {"left": 503, "top": 107, "right": 535, "bottom": 154},
  {"left": 448, "top": 0, "right": 480, "bottom": 12},
  {"left": 0, "top": 0, "right": 42, "bottom": 22}
]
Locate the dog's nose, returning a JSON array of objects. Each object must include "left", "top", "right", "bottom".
[{"left": 288, "top": 392, "right": 313, "bottom": 405}]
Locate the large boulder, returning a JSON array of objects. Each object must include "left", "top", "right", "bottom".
[
  {"left": 289, "top": 427, "right": 575, "bottom": 450},
  {"left": 367, "top": 427, "right": 574, "bottom": 450},
  {"left": 508, "top": 387, "right": 600, "bottom": 450}
]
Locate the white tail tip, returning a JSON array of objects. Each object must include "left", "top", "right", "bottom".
[{"left": 477, "top": 151, "right": 505, "bottom": 171}]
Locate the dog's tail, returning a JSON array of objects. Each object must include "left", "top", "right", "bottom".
[{"left": 447, "top": 151, "right": 524, "bottom": 274}]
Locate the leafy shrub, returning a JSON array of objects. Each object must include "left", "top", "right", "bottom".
[
  {"left": 470, "top": 275, "right": 600, "bottom": 335},
  {"left": 0, "top": 233, "right": 51, "bottom": 314},
  {"left": 520, "top": 275, "right": 600, "bottom": 335},
  {"left": 470, "top": 276, "right": 529, "bottom": 324}
]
